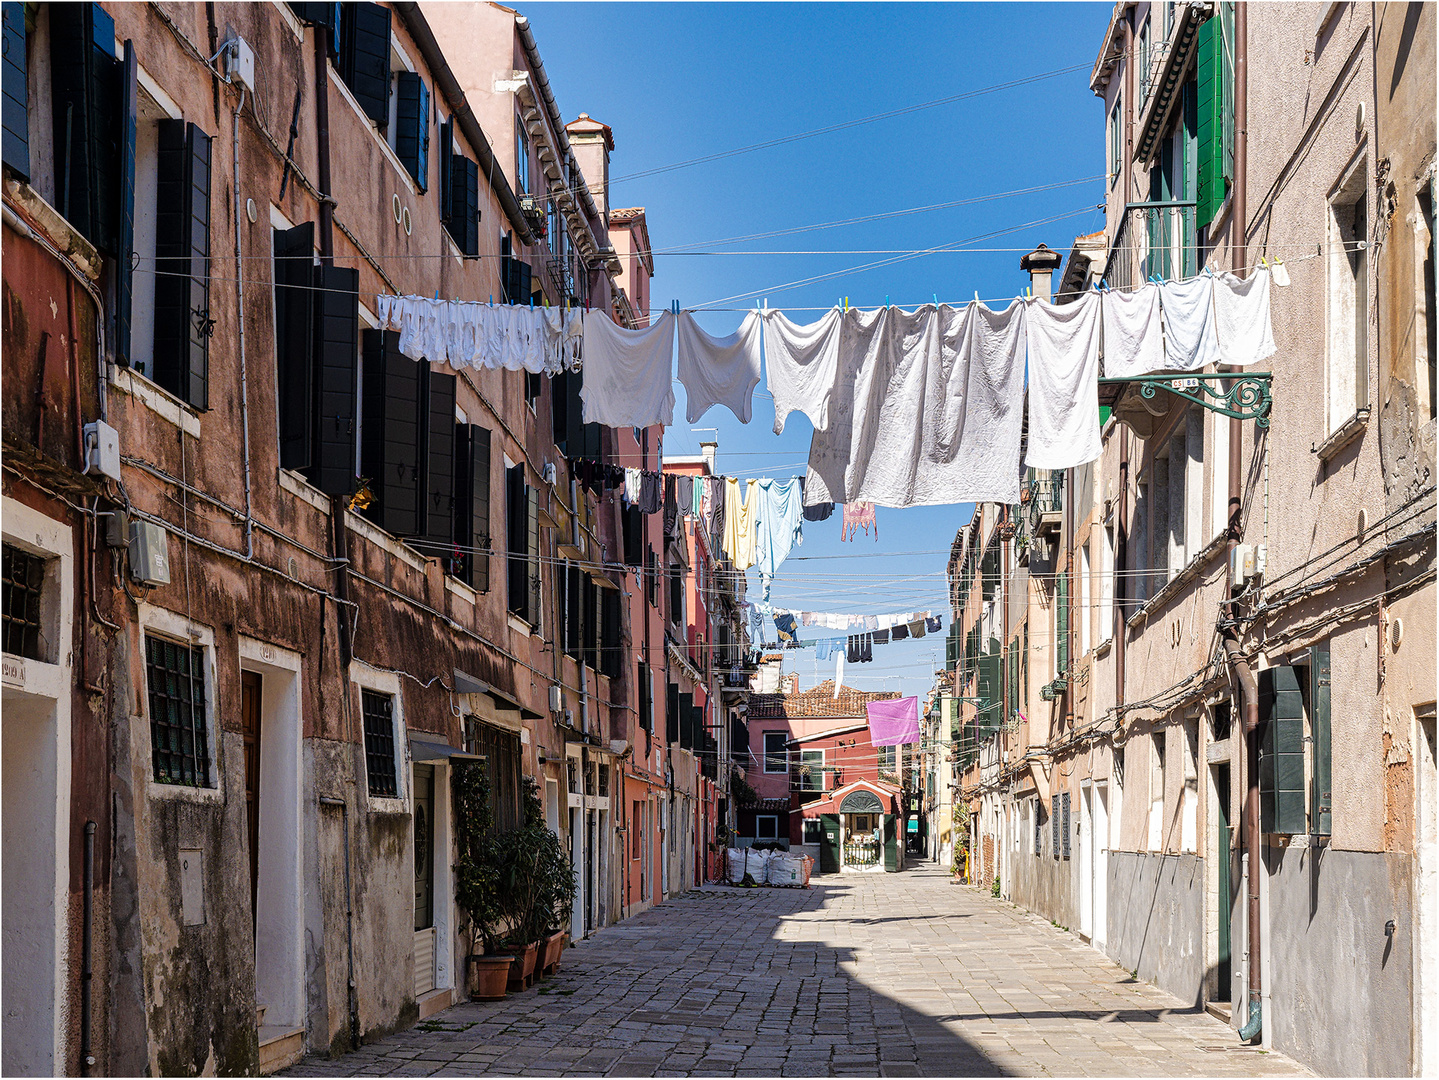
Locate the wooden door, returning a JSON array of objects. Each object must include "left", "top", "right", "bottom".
[
  {"left": 241, "top": 671, "right": 262, "bottom": 929},
  {"left": 1216, "top": 764, "right": 1232, "bottom": 998},
  {"left": 819, "top": 815, "right": 840, "bottom": 874}
]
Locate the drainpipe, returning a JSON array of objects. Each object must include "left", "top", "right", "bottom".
[
  {"left": 319, "top": 798, "right": 359, "bottom": 1048},
  {"left": 80, "top": 821, "right": 95, "bottom": 1075},
  {"left": 1115, "top": 430, "right": 1128, "bottom": 708},
  {"left": 1227, "top": 0, "right": 1262, "bottom": 1045},
  {"left": 232, "top": 90, "right": 254, "bottom": 559}
]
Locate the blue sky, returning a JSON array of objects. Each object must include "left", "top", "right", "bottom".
[{"left": 525, "top": 2, "right": 1112, "bottom": 698}]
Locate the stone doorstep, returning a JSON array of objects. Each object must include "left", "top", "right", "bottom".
[{"left": 258, "top": 1026, "right": 306, "bottom": 1075}]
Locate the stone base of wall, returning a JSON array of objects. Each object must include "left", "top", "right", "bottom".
[{"left": 1106, "top": 852, "right": 1204, "bottom": 1006}]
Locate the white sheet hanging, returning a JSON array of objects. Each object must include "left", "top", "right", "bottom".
[
  {"left": 1026, "top": 291, "right": 1102, "bottom": 470},
  {"left": 376, "top": 295, "right": 579, "bottom": 374},
  {"left": 1213, "top": 268, "right": 1277, "bottom": 366},
  {"left": 1100, "top": 283, "right": 1166, "bottom": 377},
  {"left": 803, "top": 301, "right": 1028, "bottom": 508},
  {"left": 1159, "top": 275, "right": 1220, "bottom": 370},
  {"left": 580, "top": 310, "right": 676, "bottom": 428},
  {"left": 763, "top": 306, "right": 845, "bottom": 434},
  {"left": 676, "top": 310, "right": 764, "bottom": 424}
]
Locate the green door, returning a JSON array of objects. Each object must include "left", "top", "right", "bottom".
[
  {"left": 883, "top": 815, "right": 899, "bottom": 872},
  {"left": 1216, "top": 764, "right": 1232, "bottom": 998},
  {"left": 819, "top": 814, "right": 840, "bottom": 874}
]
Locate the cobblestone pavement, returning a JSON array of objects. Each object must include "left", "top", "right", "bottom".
[{"left": 284, "top": 865, "right": 1308, "bottom": 1077}]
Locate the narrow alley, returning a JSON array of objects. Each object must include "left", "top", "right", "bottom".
[{"left": 283, "top": 867, "right": 1307, "bottom": 1078}]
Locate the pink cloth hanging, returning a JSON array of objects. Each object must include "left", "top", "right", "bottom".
[{"left": 841, "top": 502, "right": 877, "bottom": 542}]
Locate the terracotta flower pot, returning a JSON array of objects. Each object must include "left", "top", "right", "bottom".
[
  {"left": 467, "top": 955, "right": 514, "bottom": 1001},
  {"left": 541, "top": 930, "right": 567, "bottom": 977},
  {"left": 506, "top": 941, "right": 539, "bottom": 991}
]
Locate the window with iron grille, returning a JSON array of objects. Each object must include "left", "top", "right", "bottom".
[
  {"left": 470, "top": 721, "right": 522, "bottom": 834},
  {"left": 145, "top": 634, "right": 212, "bottom": 786},
  {"left": 360, "top": 689, "right": 399, "bottom": 798},
  {"left": 1061, "top": 792, "right": 1072, "bottom": 860},
  {"left": 2, "top": 543, "right": 46, "bottom": 660},
  {"left": 1034, "top": 799, "right": 1043, "bottom": 856}
]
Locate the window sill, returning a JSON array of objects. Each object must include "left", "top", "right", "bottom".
[
  {"left": 110, "top": 366, "right": 201, "bottom": 438},
  {"left": 366, "top": 795, "right": 410, "bottom": 815},
  {"left": 344, "top": 509, "right": 430, "bottom": 574},
  {"left": 278, "top": 469, "right": 331, "bottom": 515},
  {"left": 148, "top": 779, "right": 223, "bottom": 802},
  {"left": 445, "top": 575, "right": 478, "bottom": 606},
  {"left": 1094, "top": 638, "right": 1113, "bottom": 659},
  {"left": 1312, "top": 408, "right": 1370, "bottom": 463},
  {"left": 1, "top": 653, "right": 67, "bottom": 698},
  {"left": 508, "top": 613, "right": 534, "bottom": 637}
]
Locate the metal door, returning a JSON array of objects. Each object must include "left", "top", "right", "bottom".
[
  {"left": 819, "top": 815, "right": 840, "bottom": 874},
  {"left": 883, "top": 814, "right": 898, "bottom": 871},
  {"left": 1216, "top": 764, "right": 1232, "bottom": 998}
]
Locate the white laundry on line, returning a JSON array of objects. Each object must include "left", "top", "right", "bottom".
[
  {"left": 580, "top": 310, "right": 676, "bottom": 428},
  {"left": 1212, "top": 268, "right": 1277, "bottom": 367},
  {"left": 1026, "top": 291, "right": 1102, "bottom": 470},
  {"left": 1100, "top": 282, "right": 1166, "bottom": 377},
  {"left": 676, "top": 310, "right": 764, "bottom": 424}
]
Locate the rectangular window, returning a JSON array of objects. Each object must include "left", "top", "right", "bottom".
[
  {"left": 1108, "top": 96, "right": 1122, "bottom": 186},
  {"left": 1182, "top": 717, "right": 1199, "bottom": 853},
  {"left": 1034, "top": 798, "right": 1043, "bottom": 856},
  {"left": 153, "top": 119, "right": 212, "bottom": 410},
  {"left": 1259, "top": 665, "right": 1309, "bottom": 835},
  {"left": 632, "top": 801, "right": 642, "bottom": 859},
  {"left": 469, "top": 719, "right": 521, "bottom": 835},
  {"left": 877, "top": 745, "right": 896, "bottom": 774},
  {"left": 755, "top": 815, "right": 779, "bottom": 840},
  {"left": 1100, "top": 522, "right": 1115, "bottom": 644},
  {"left": 1328, "top": 170, "right": 1370, "bottom": 434},
  {"left": 763, "top": 731, "right": 788, "bottom": 773},
  {"left": 391, "top": 70, "right": 429, "bottom": 191},
  {"left": 1051, "top": 794, "right": 1061, "bottom": 858},
  {"left": 800, "top": 749, "right": 825, "bottom": 791},
  {"left": 2, "top": 543, "right": 45, "bottom": 660},
  {"left": 507, "top": 465, "right": 532, "bottom": 621},
  {"left": 337, "top": 3, "right": 391, "bottom": 126},
  {"left": 1416, "top": 181, "right": 1436, "bottom": 423},
  {"left": 1079, "top": 541, "right": 1092, "bottom": 656},
  {"left": 274, "top": 222, "right": 316, "bottom": 469},
  {"left": 1061, "top": 792, "right": 1072, "bottom": 860},
  {"left": 1148, "top": 731, "right": 1166, "bottom": 851},
  {"left": 146, "top": 634, "right": 211, "bottom": 787},
  {"left": 454, "top": 424, "right": 492, "bottom": 590},
  {"left": 515, "top": 121, "right": 530, "bottom": 195},
  {"left": 1210, "top": 412, "right": 1230, "bottom": 542},
  {"left": 360, "top": 688, "right": 399, "bottom": 798},
  {"left": 802, "top": 818, "right": 823, "bottom": 845}
]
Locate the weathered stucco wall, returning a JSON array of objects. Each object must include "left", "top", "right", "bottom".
[{"left": 1107, "top": 852, "right": 1204, "bottom": 1006}]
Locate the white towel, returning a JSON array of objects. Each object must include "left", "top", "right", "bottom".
[
  {"left": 1213, "top": 268, "right": 1277, "bottom": 366},
  {"left": 1101, "top": 283, "right": 1166, "bottom": 376},
  {"left": 804, "top": 301, "right": 1028, "bottom": 508},
  {"left": 580, "top": 311, "right": 676, "bottom": 427},
  {"left": 1026, "top": 292, "right": 1102, "bottom": 470},
  {"left": 763, "top": 307, "right": 845, "bottom": 434},
  {"left": 1159, "top": 275, "right": 1220, "bottom": 370},
  {"left": 676, "top": 311, "right": 764, "bottom": 423}
]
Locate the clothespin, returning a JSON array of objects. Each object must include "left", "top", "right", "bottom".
[
  {"left": 973, "top": 291, "right": 980, "bottom": 303},
  {"left": 884, "top": 295, "right": 889, "bottom": 308},
  {"left": 933, "top": 294, "right": 939, "bottom": 308},
  {"left": 435, "top": 289, "right": 440, "bottom": 300}
]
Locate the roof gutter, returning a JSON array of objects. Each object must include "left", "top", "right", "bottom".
[
  {"left": 392, "top": 3, "right": 533, "bottom": 243},
  {"left": 513, "top": 14, "right": 604, "bottom": 228}
]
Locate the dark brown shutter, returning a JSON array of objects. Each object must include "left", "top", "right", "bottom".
[
  {"left": 600, "top": 589, "right": 621, "bottom": 679},
  {"left": 153, "top": 119, "right": 212, "bottom": 408},
  {"left": 114, "top": 41, "right": 137, "bottom": 366},
  {"left": 274, "top": 222, "right": 316, "bottom": 469},
  {"left": 666, "top": 683, "right": 680, "bottom": 744},
  {"left": 2, "top": 1, "right": 29, "bottom": 178},
  {"left": 49, "top": 3, "right": 120, "bottom": 252},
  {"left": 454, "top": 424, "right": 491, "bottom": 591},
  {"left": 506, "top": 466, "right": 528, "bottom": 620},
  {"left": 338, "top": 2, "right": 390, "bottom": 126},
  {"left": 307, "top": 264, "right": 359, "bottom": 494},
  {"left": 360, "top": 328, "right": 423, "bottom": 535},
  {"left": 422, "top": 369, "right": 455, "bottom": 552}
]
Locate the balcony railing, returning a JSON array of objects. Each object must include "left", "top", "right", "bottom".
[{"left": 1103, "top": 202, "right": 1198, "bottom": 294}]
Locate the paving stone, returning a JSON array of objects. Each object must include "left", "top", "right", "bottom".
[{"left": 283, "top": 866, "right": 1309, "bottom": 1079}]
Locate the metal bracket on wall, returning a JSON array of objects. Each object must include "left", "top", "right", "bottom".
[{"left": 1099, "top": 372, "right": 1273, "bottom": 427}]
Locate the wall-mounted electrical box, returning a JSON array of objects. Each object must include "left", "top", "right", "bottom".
[
  {"left": 1230, "top": 543, "right": 1256, "bottom": 581},
  {"left": 83, "top": 420, "right": 121, "bottom": 481},
  {"left": 129, "top": 520, "right": 171, "bottom": 585},
  {"left": 222, "top": 31, "right": 255, "bottom": 91},
  {"left": 549, "top": 684, "right": 563, "bottom": 713}
]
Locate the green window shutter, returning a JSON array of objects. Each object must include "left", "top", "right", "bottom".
[
  {"left": 1310, "top": 643, "right": 1332, "bottom": 835},
  {"left": 1056, "top": 570, "right": 1069, "bottom": 674},
  {"left": 1195, "top": 9, "right": 1232, "bottom": 228},
  {"left": 976, "top": 650, "right": 1001, "bottom": 739},
  {"left": 1259, "top": 666, "right": 1306, "bottom": 834}
]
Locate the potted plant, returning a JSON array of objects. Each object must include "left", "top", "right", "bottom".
[
  {"left": 490, "top": 779, "right": 576, "bottom": 989},
  {"left": 452, "top": 760, "right": 514, "bottom": 1000}
]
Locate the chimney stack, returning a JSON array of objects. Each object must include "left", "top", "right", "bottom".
[
  {"left": 699, "top": 440, "right": 718, "bottom": 474},
  {"left": 1020, "top": 243, "right": 1063, "bottom": 301}
]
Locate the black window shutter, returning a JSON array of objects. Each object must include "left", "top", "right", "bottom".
[
  {"left": 153, "top": 119, "right": 212, "bottom": 409},
  {"left": 274, "top": 222, "right": 316, "bottom": 469},
  {"left": 454, "top": 424, "right": 491, "bottom": 591},
  {"left": 50, "top": 3, "right": 120, "bottom": 252},
  {"left": 394, "top": 71, "right": 428, "bottom": 191},
  {"left": 582, "top": 579, "right": 598, "bottom": 672},
  {"left": 600, "top": 589, "right": 621, "bottom": 679},
  {"left": 623, "top": 505, "right": 643, "bottom": 567},
  {"left": 666, "top": 683, "right": 679, "bottom": 744},
  {"left": 3, "top": 1, "right": 30, "bottom": 179},
  {"left": 506, "top": 466, "right": 528, "bottom": 620},
  {"left": 360, "top": 328, "right": 423, "bottom": 536},
  {"left": 422, "top": 369, "right": 455, "bottom": 551},
  {"left": 550, "top": 370, "right": 571, "bottom": 455},
  {"left": 438, "top": 118, "right": 454, "bottom": 225},
  {"left": 339, "top": 2, "right": 390, "bottom": 126},
  {"left": 288, "top": 2, "right": 341, "bottom": 58},
  {"left": 448, "top": 153, "right": 479, "bottom": 256},
  {"left": 680, "top": 694, "right": 695, "bottom": 751},
  {"left": 564, "top": 564, "right": 581, "bottom": 658},
  {"left": 307, "top": 264, "right": 359, "bottom": 494},
  {"left": 115, "top": 42, "right": 137, "bottom": 367}
]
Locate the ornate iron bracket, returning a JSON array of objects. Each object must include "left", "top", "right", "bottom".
[{"left": 1100, "top": 372, "right": 1273, "bottom": 427}]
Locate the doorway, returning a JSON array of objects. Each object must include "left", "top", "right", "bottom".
[
  {"left": 1416, "top": 708, "right": 1437, "bottom": 1076},
  {"left": 413, "top": 764, "right": 436, "bottom": 998},
  {"left": 1215, "top": 763, "right": 1233, "bottom": 1000},
  {"left": 1080, "top": 783, "right": 1094, "bottom": 941},
  {"left": 241, "top": 672, "right": 262, "bottom": 930},
  {"left": 569, "top": 806, "right": 584, "bottom": 941},
  {"left": 1094, "top": 782, "right": 1109, "bottom": 953}
]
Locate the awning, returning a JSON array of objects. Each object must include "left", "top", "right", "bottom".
[
  {"left": 409, "top": 734, "right": 482, "bottom": 763},
  {"left": 453, "top": 668, "right": 545, "bottom": 720}
]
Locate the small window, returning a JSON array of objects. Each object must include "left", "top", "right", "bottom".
[
  {"left": 755, "top": 815, "right": 779, "bottom": 840},
  {"left": 799, "top": 749, "right": 825, "bottom": 791},
  {"left": 877, "top": 745, "right": 896, "bottom": 774},
  {"left": 1417, "top": 181, "right": 1436, "bottom": 423},
  {"left": 1148, "top": 731, "right": 1166, "bottom": 851},
  {"left": 360, "top": 689, "right": 399, "bottom": 798},
  {"left": 2, "top": 543, "right": 46, "bottom": 660},
  {"left": 763, "top": 731, "right": 788, "bottom": 773},
  {"left": 802, "top": 818, "right": 823, "bottom": 845},
  {"left": 1327, "top": 169, "right": 1370, "bottom": 434},
  {"left": 1034, "top": 799, "right": 1043, "bottom": 856},
  {"left": 631, "top": 801, "right": 642, "bottom": 859},
  {"left": 1108, "top": 96, "right": 1122, "bottom": 186},
  {"left": 515, "top": 120, "right": 530, "bottom": 195},
  {"left": 146, "top": 634, "right": 211, "bottom": 787}
]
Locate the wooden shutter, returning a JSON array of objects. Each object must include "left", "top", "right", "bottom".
[
  {"left": 552, "top": 369, "right": 587, "bottom": 458},
  {"left": 506, "top": 465, "right": 528, "bottom": 619},
  {"left": 115, "top": 42, "right": 137, "bottom": 367},
  {"left": 454, "top": 424, "right": 491, "bottom": 591},
  {"left": 274, "top": 222, "right": 316, "bottom": 469},
  {"left": 438, "top": 118, "right": 454, "bottom": 225},
  {"left": 422, "top": 369, "right": 455, "bottom": 552},
  {"left": 666, "top": 683, "right": 680, "bottom": 744},
  {"left": 1259, "top": 665, "right": 1306, "bottom": 835},
  {"left": 49, "top": 3, "right": 120, "bottom": 252},
  {"left": 1061, "top": 792, "right": 1072, "bottom": 859},
  {"left": 307, "top": 265, "right": 359, "bottom": 494},
  {"left": 394, "top": 71, "right": 428, "bottom": 191},
  {"left": 153, "top": 119, "right": 212, "bottom": 409},
  {"left": 448, "top": 153, "right": 478, "bottom": 256},
  {"left": 1056, "top": 570, "right": 1069, "bottom": 674},
  {"left": 360, "top": 329, "right": 423, "bottom": 535},
  {"left": 623, "top": 505, "right": 643, "bottom": 567},
  {"left": 582, "top": 578, "right": 598, "bottom": 672},
  {"left": 1052, "top": 795, "right": 1061, "bottom": 856},
  {"left": 1195, "top": 10, "right": 1232, "bottom": 229},
  {"left": 2, "top": 1, "right": 28, "bottom": 178},
  {"left": 679, "top": 692, "right": 695, "bottom": 751},
  {"left": 289, "top": 2, "right": 340, "bottom": 55},
  {"left": 600, "top": 589, "right": 621, "bottom": 679},
  {"left": 339, "top": 2, "right": 390, "bottom": 126},
  {"left": 1310, "top": 643, "right": 1332, "bottom": 835},
  {"left": 526, "top": 485, "right": 541, "bottom": 631},
  {"left": 976, "top": 649, "right": 1001, "bottom": 738},
  {"left": 564, "top": 564, "right": 581, "bottom": 658}
]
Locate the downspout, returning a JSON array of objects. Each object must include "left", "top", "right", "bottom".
[
  {"left": 1229, "top": 1, "right": 1262, "bottom": 1044},
  {"left": 233, "top": 90, "right": 254, "bottom": 559}
]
